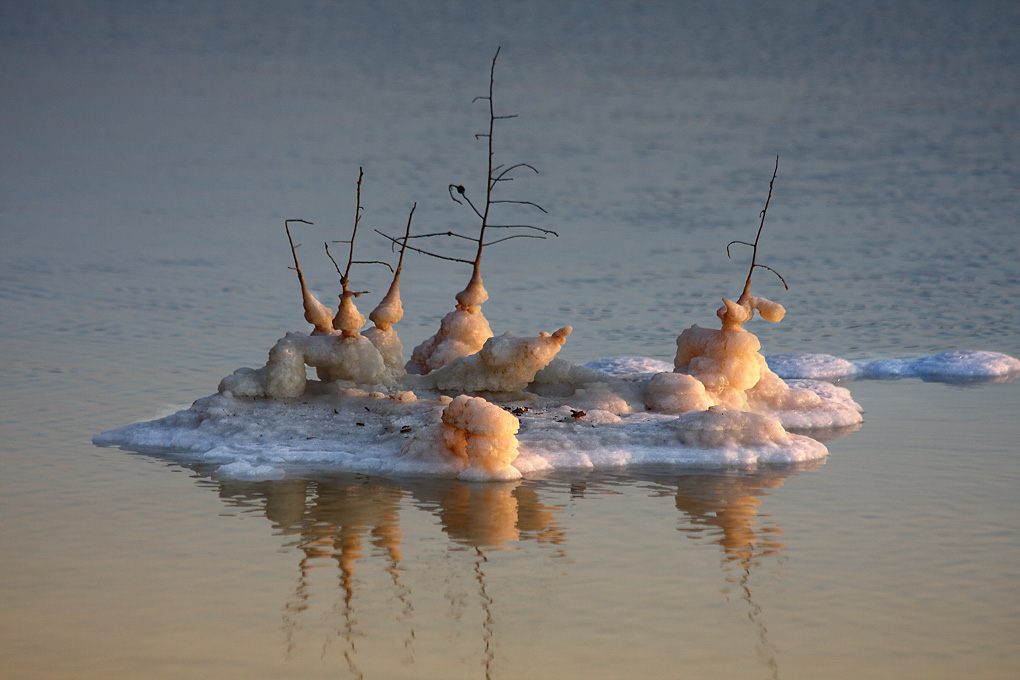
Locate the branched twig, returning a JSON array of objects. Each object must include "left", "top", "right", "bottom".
[
  {"left": 394, "top": 203, "right": 416, "bottom": 277},
  {"left": 490, "top": 199, "right": 548, "bottom": 213},
  {"left": 729, "top": 156, "right": 788, "bottom": 303},
  {"left": 374, "top": 229, "right": 474, "bottom": 265},
  {"left": 344, "top": 168, "right": 365, "bottom": 285},
  {"left": 492, "top": 163, "right": 539, "bottom": 183},
  {"left": 488, "top": 224, "right": 559, "bottom": 236},
  {"left": 380, "top": 48, "right": 556, "bottom": 278},
  {"left": 324, "top": 242, "right": 370, "bottom": 297}
]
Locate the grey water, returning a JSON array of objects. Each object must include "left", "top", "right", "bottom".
[{"left": 1, "top": 1, "right": 1018, "bottom": 678}]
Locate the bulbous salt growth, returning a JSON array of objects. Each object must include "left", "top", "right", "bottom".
[
  {"left": 363, "top": 276, "right": 407, "bottom": 384},
  {"left": 302, "top": 291, "right": 335, "bottom": 335},
  {"left": 669, "top": 323, "right": 767, "bottom": 411},
  {"left": 419, "top": 327, "right": 572, "bottom": 393},
  {"left": 406, "top": 274, "right": 493, "bottom": 375},
  {"left": 646, "top": 295, "right": 863, "bottom": 429},
  {"left": 332, "top": 292, "right": 366, "bottom": 337},
  {"left": 644, "top": 372, "right": 713, "bottom": 413},
  {"left": 218, "top": 332, "right": 391, "bottom": 399},
  {"left": 440, "top": 394, "right": 522, "bottom": 481}
]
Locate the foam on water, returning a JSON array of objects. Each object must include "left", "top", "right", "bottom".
[{"left": 764, "top": 350, "right": 1020, "bottom": 383}]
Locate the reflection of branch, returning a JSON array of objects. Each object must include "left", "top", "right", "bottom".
[
  {"left": 669, "top": 471, "right": 793, "bottom": 679},
  {"left": 474, "top": 547, "right": 495, "bottom": 680},
  {"left": 330, "top": 529, "right": 363, "bottom": 680},
  {"left": 739, "top": 561, "right": 779, "bottom": 680}
]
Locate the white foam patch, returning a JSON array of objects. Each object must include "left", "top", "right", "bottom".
[
  {"left": 766, "top": 350, "right": 1020, "bottom": 382},
  {"left": 765, "top": 353, "right": 860, "bottom": 380},
  {"left": 856, "top": 351, "right": 1020, "bottom": 381}
]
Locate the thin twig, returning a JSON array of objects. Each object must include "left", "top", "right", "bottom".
[
  {"left": 737, "top": 156, "right": 785, "bottom": 302},
  {"left": 483, "top": 234, "right": 548, "bottom": 247},
  {"left": 488, "top": 224, "right": 559, "bottom": 236},
  {"left": 491, "top": 199, "right": 548, "bottom": 213},
  {"left": 374, "top": 230, "right": 474, "bottom": 265}
]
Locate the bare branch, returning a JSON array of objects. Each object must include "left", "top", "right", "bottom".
[
  {"left": 736, "top": 156, "right": 785, "bottom": 303},
  {"left": 483, "top": 234, "right": 548, "bottom": 247},
  {"left": 492, "top": 163, "right": 539, "bottom": 183},
  {"left": 374, "top": 229, "right": 474, "bottom": 266},
  {"left": 344, "top": 167, "right": 365, "bottom": 283},
  {"left": 726, "top": 240, "right": 755, "bottom": 258},
  {"left": 491, "top": 199, "right": 548, "bottom": 214},
  {"left": 753, "top": 263, "right": 789, "bottom": 290},
  {"left": 353, "top": 259, "right": 394, "bottom": 273},
  {"left": 284, "top": 219, "right": 314, "bottom": 271},
  {"left": 405, "top": 230, "right": 479, "bottom": 244},
  {"left": 488, "top": 224, "right": 559, "bottom": 237},
  {"left": 324, "top": 241, "right": 345, "bottom": 284},
  {"left": 394, "top": 203, "right": 415, "bottom": 278}
]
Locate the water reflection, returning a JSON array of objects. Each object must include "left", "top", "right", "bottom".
[
  {"left": 640, "top": 464, "right": 822, "bottom": 680},
  {"left": 142, "top": 457, "right": 819, "bottom": 678},
  {"left": 213, "top": 473, "right": 568, "bottom": 677}
]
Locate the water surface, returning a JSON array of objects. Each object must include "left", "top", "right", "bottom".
[{"left": 2, "top": 2, "right": 1018, "bottom": 678}]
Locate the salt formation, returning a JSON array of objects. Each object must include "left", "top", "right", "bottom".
[
  {"left": 647, "top": 293, "right": 794, "bottom": 413},
  {"left": 642, "top": 275, "right": 861, "bottom": 429},
  {"left": 640, "top": 157, "right": 862, "bottom": 431},
  {"left": 400, "top": 48, "right": 555, "bottom": 375},
  {"left": 406, "top": 272, "right": 493, "bottom": 374},
  {"left": 219, "top": 172, "right": 416, "bottom": 399},
  {"left": 440, "top": 394, "right": 522, "bottom": 481},
  {"left": 362, "top": 209, "right": 413, "bottom": 385},
  {"left": 418, "top": 326, "right": 572, "bottom": 393},
  {"left": 284, "top": 220, "right": 335, "bottom": 335}
]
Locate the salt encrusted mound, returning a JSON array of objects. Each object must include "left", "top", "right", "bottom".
[
  {"left": 440, "top": 394, "right": 522, "bottom": 481},
  {"left": 856, "top": 350, "right": 1020, "bottom": 381},
  {"left": 218, "top": 332, "right": 392, "bottom": 399},
  {"left": 418, "top": 327, "right": 572, "bottom": 393},
  {"left": 362, "top": 326, "right": 405, "bottom": 385},
  {"left": 406, "top": 274, "right": 492, "bottom": 375},
  {"left": 640, "top": 294, "right": 863, "bottom": 430},
  {"left": 362, "top": 274, "right": 408, "bottom": 384},
  {"left": 766, "top": 353, "right": 860, "bottom": 381}
]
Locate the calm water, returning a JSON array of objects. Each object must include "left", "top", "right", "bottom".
[{"left": 2, "top": 1, "right": 1019, "bottom": 678}]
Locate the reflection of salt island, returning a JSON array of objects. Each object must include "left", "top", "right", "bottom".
[{"left": 229, "top": 474, "right": 567, "bottom": 667}]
